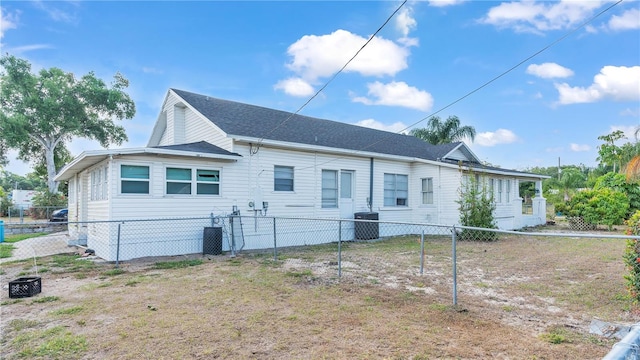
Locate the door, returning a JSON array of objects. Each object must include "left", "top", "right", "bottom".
[{"left": 339, "top": 170, "right": 355, "bottom": 240}]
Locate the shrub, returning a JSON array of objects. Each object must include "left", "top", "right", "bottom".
[
  {"left": 565, "top": 188, "right": 629, "bottom": 231},
  {"left": 623, "top": 211, "right": 640, "bottom": 303},
  {"left": 457, "top": 172, "right": 497, "bottom": 241}
]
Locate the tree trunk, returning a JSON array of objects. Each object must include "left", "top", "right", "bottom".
[{"left": 44, "top": 142, "right": 58, "bottom": 194}]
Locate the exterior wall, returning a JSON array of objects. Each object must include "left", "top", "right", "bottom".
[{"left": 156, "top": 92, "right": 233, "bottom": 151}]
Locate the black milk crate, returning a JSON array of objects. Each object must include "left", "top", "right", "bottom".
[{"left": 9, "top": 276, "right": 42, "bottom": 298}]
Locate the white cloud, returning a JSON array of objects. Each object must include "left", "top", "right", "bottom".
[
  {"left": 32, "top": 0, "right": 78, "bottom": 24},
  {"left": 526, "top": 62, "right": 574, "bottom": 79},
  {"left": 274, "top": 77, "right": 315, "bottom": 97},
  {"left": 428, "top": 0, "right": 466, "bottom": 7},
  {"left": 354, "top": 118, "right": 409, "bottom": 134},
  {"left": 555, "top": 66, "right": 640, "bottom": 104},
  {"left": 609, "top": 125, "right": 640, "bottom": 141},
  {"left": 481, "top": 1, "right": 605, "bottom": 34},
  {"left": 474, "top": 129, "right": 519, "bottom": 147},
  {"left": 608, "top": 8, "right": 640, "bottom": 31},
  {"left": 546, "top": 146, "right": 564, "bottom": 153},
  {"left": 351, "top": 81, "right": 433, "bottom": 111},
  {"left": 142, "top": 67, "right": 163, "bottom": 74},
  {"left": 620, "top": 108, "right": 640, "bottom": 117},
  {"left": 570, "top": 143, "right": 591, "bottom": 152},
  {"left": 395, "top": 6, "right": 417, "bottom": 37},
  {"left": 7, "top": 44, "right": 53, "bottom": 55},
  {"left": 284, "top": 29, "right": 411, "bottom": 82},
  {"left": 0, "top": 7, "right": 19, "bottom": 39}
]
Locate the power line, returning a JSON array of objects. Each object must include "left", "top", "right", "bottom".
[
  {"left": 396, "top": 0, "right": 625, "bottom": 136},
  {"left": 292, "top": 0, "right": 624, "bottom": 171},
  {"left": 255, "top": 0, "right": 407, "bottom": 146}
]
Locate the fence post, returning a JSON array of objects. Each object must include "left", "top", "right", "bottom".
[
  {"left": 452, "top": 225, "right": 458, "bottom": 306},
  {"left": 338, "top": 220, "right": 342, "bottom": 278},
  {"left": 230, "top": 215, "right": 236, "bottom": 257},
  {"left": 116, "top": 222, "right": 122, "bottom": 269},
  {"left": 273, "top": 217, "right": 277, "bottom": 261},
  {"left": 420, "top": 230, "right": 425, "bottom": 275}
]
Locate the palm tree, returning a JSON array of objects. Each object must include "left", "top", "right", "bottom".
[{"left": 410, "top": 115, "right": 476, "bottom": 145}]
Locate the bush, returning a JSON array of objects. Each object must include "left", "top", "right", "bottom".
[
  {"left": 565, "top": 188, "right": 629, "bottom": 231},
  {"left": 623, "top": 211, "right": 640, "bottom": 303},
  {"left": 457, "top": 172, "right": 497, "bottom": 241}
]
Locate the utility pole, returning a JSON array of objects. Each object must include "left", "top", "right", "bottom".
[{"left": 558, "top": 157, "right": 561, "bottom": 180}]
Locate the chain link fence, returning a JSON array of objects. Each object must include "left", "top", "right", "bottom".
[{"left": 2, "top": 215, "right": 639, "bottom": 357}]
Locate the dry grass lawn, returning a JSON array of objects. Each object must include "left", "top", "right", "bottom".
[{"left": 1, "top": 229, "right": 637, "bottom": 359}]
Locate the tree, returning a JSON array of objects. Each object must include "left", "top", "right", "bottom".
[
  {"left": 597, "top": 130, "right": 626, "bottom": 173},
  {"left": 0, "top": 55, "right": 136, "bottom": 193},
  {"left": 410, "top": 115, "right": 476, "bottom": 145},
  {"left": 555, "top": 167, "right": 587, "bottom": 201}
]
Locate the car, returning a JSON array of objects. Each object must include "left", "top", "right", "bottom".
[{"left": 50, "top": 208, "right": 68, "bottom": 222}]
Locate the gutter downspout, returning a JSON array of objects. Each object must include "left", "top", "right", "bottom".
[{"left": 369, "top": 158, "right": 374, "bottom": 212}]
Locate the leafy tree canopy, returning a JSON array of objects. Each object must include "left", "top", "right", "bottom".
[
  {"left": 0, "top": 54, "right": 136, "bottom": 193},
  {"left": 410, "top": 115, "right": 476, "bottom": 145}
]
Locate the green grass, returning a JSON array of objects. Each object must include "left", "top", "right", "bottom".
[
  {"left": 13, "top": 326, "right": 87, "bottom": 359},
  {"left": 32, "top": 296, "right": 60, "bottom": 304},
  {"left": 51, "top": 306, "right": 84, "bottom": 316},
  {"left": 0, "top": 243, "right": 15, "bottom": 258},
  {"left": 3, "top": 232, "right": 49, "bottom": 243},
  {"left": 539, "top": 326, "right": 573, "bottom": 344},
  {"left": 102, "top": 268, "right": 126, "bottom": 276},
  {"left": 153, "top": 259, "right": 203, "bottom": 269}
]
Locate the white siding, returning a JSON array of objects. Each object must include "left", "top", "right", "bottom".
[
  {"left": 446, "top": 148, "right": 468, "bottom": 161},
  {"left": 184, "top": 107, "right": 233, "bottom": 150}
]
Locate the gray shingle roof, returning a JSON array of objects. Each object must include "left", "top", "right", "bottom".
[
  {"left": 172, "top": 89, "right": 463, "bottom": 162},
  {"left": 152, "top": 141, "right": 241, "bottom": 157}
]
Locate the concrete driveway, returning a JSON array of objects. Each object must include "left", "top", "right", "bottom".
[{"left": 0, "top": 232, "right": 77, "bottom": 263}]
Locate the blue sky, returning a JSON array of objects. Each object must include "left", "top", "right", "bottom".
[{"left": 1, "top": 0, "right": 639, "bottom": 176}]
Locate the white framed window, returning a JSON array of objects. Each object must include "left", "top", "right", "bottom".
[
  {"left": 384, "top": 173, "right": 408, "bottom": 207},
  {"left": 196, "top": 169, "right": 220, "bottom": 195},
  {"left": 506, "top": 179, "right": 511, "bottom": 202},
  {"left": 321, "top": 170, "right": 338, "bottom": 208},
  {"left": 489, "top": 178, "right": 495, "bottom": 198},
  {"left": 274, "top": 165, "right": 294, "bottom": 192},
  {"left": 165, "top": 167, "right": 220, "bottom": 195},
  {"left": 166, "top": 167, "right": 192, "bottom": 194},
  {"left": 498, "top": 179, "right": 503, "bottom": 203},
  {"left": 103, "top": 166, "right": 108, "bottom": 199},
  {"left": 421, "top": 178, "right": 433, "bottom": 205},
  {"left": 121, "top": 165, "right": 150, "bottom": 194},
  {"left": 90, "top": 166, "right": 109, "bottom": 201}
]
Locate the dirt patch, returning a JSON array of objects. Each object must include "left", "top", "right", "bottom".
[{"left": 0, "top": 233, "right": 635, "bottom": 359}]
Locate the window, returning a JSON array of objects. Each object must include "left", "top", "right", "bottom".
[
  {"left": 196, "top": 169, "right": 220, "bottom": 195},
  {"left": 506, "top": 180, "right": 511, "bottom": 202},
  {"left": 489, "top": 178, "right": 495, "bottom": 197},
  {"left": 497, "top": 179, "right": 503, "bottom": 203},
  {"left": 121, "top": 165, "right": 150, "bottom": 194},
  {"left": 421, "top": 178, "right": 433, "bottom": 205},
  {"left": 90, "top": 166, "right": 109, "bottom": 201},
  {"left": 103, "top": 166, "right": 108, "bottom": 199},
  {"left": 165, "top": 168, "right": 220, "bottom": 195},
  {"left": 384, "top": 173, "right": 408, "bottom": 206},
  {"left": 274, "top": 166, "right": 294, "bottom": 191},
  {"left": 167, "top": 168, "right": 192, "bottom": 194},
  {"left": 321, "top": 170, "right": 338, "bottom": 208}
]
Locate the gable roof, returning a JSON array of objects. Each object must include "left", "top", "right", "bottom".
[{"left": 170, "top": 89, "right": 477, "bottom": 163}]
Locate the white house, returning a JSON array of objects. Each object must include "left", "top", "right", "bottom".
[{"left": 55, "top": 89, "right": 547, "bottom": 260}]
